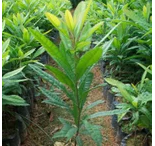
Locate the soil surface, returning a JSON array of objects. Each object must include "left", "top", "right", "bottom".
[{"left": 21, "top": 64, "right": 119, "bottom": 146}]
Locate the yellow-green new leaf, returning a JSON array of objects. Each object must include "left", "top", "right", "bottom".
[
  {"left": 73, "top": 0, "right": 92, "bottom": 37},
  {"left": 132, "top": 98, "right": 138, "bottom": 108},
  {"left": 65, "top": 10, "right": 74, "bottom": 31},
  {"left": 2, "top": 38, "right": 10, "bottom": 54},
  {"left": 105, "top": 78, "right": 134, "bottom": 103},
  {"left": 88, "top": 22, "right": 103, "bottom": 37},
  {"left": 76, "top": 47, "right": 102, "bottom": 80},
  {"left": 45, "top": 12, "right": 61, "bottom": 28},
  {"left": 23, "top": 28, "right": 30, "bottom": 43},
  {"left": 143, "top": 6, "right": 147, "bottom": 19},
  {"left": 105, "top": 78, "right": 123, "bottom": 87},
  {"left": 18, "top": 48, "right": 24, "bottom": 57},
  {"left": 76, "top": 41, "right": 91, "bottom": 51},
  {"left": 46, "top": 65, "right": 74, "bottom": 90}
]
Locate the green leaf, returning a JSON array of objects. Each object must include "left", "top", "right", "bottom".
[
  {"left": 137, "top": 63, "right": 152, "bottom": 75},
  {"left": 2, "top": 50, "right": 9, "bottom": 66},
  {"left": 132, "top": 112, "right": 139, "bottom": 125},
  {"left": 79, "top": 72, "right": 93, "bottom": 95},
  {"left": 73, "top": 0, "right": 92, "bottom": 38},
  {"left": 88, "top": 21, "right": 103, "bottom": 37},
  {"left": 139, "top": 106, "right": 151, "bottom": 121},
  {"left": 23, "top": 49, "right": 35, "bottom": 58},
  {"left": 105, "top": 78, "right": 134, "bottom": 103},
  {"left": 29, "top": 64, "right": 63, "bottom": 88},
  {"left": 88, "top": 109, "right": 127, "bottom": 119},
  {"left": 105, "top": 78, "right": 122, "bottom": 87},
  {"left": 2, "top": 38, "right": 10, "bottom": 54},
  {"left": 45, "top": 12, "right": 61, "bottom": 29},
  {"left": 79, "top": 72, "right": 93, "bottom": 108},
  {"left": 3, "top": 66, "right": 25, "bottom": 79},
  {"left": 132, "top": 98, "right": 138, "bottom": 108},
  {"left": 65, "top": 126, "right": 77, "bottom": 141},
  {"left": 102, "top": 39, "right": 114, "bottom": 56},
  {"left": 138, "top": 92, "right": 152, "bottom": 105},
  {"left": 89, "top": 83, "right": 107, "bottom": 92},
  {"left": 76, "top": 136, "right": 83, "bottom": 146},
  {"left": 32, "top": 47, "right": 45, "bottom": 59},
  {"left": 95, "top": 22, "right": 121, "bottom": 48},
  {"left": 86, "top": 100, "right": 104, "bottom": 110},
  {"left": 2, "top": 20, "right": 5, "bottom": 32},
  {"left": 53, "top": 118, "right": 77, "bottom": 141},
  {"left": 2, "top": 95, "right": 29, "bottom": 106},
  {"left": 23, "top": 28, "right": 30, "bottom": 43},
  {"left": 29, "top": 64, "right": 74, "bottom": 101},
  {"left": 3, "top": 79, "right": 28, "bottom": 85},
  {"left": 46, "top": 65, "right": 74, "bottom": 90},
  {"left": 76, "top": 47, "right": 102, "bottom": 80},
  {"left": 76, "top": 41, "right": 91, "bottom": 51},
  {"left": 123, "top": 9, "right": 150, "bottom": 31},
  {"left": 83, "top": 120, "right": 102, "bottom": 146},
  {"left": 29, "top": 28, "right": 75, "bottom": 81},
  {"left": 40, "top": 87, "right": 70, "bottom": 109},
  {"left": 139, "top": 115, "right": 151, "bottom": 129},
  {"left": 29, "top": 28, "right": 61, "bottom": 61}
]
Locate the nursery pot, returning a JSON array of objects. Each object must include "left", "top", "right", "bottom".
[
  {"left": 121, "top": 130, "right": 150, "bottom": 146},
  {"left": 16, "top": 115, "right": 27, "bottom": 143},
  {"left": 2, "top": 129, "right": 21, "bottom": 146},
  {"left": 17, "top": 106, "right": 30, "bottom": 125}
]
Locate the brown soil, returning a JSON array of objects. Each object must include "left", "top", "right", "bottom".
[{"left": 21, "top": 64, "right": 119, "bottom": 146}]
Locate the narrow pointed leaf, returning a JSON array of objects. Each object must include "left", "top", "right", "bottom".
[
  {"left": 83, "top": 120, "right": 102, "bottom": 146},
  {"left": 76, "top": 47, "right": 102, "bottom": 80},
  {"left": 73, "top": 0, "right": 92, "bottom": 37},
  {"left": 105, "top": 78, "right": 135, "bottom": 103},
  {"left": 46, "top": 65, "right": 74, "bottom": 90},
  {"left": 29, "top": 28, "right": 75, "bottom": 81},
  {"left": 2, "top": 95, "right": 29, "bottom": 106},
  {"left": 88, "top": 109, "right": 127, "bottom": 119},
  {"left": 32, "top": 47, "right": 45, "bottom": 59},
  {"left": 79, "top": 72, "right": 93, "bottom": 108},
  {"left": 23, "top": 49, "right": 35, "bottom": 58},
  {"left": 88, "top": 22, "right": 103, "bottom": 36},
  {"left": 86, "top": 100, "right": 104, "bottom": 110},
  {"left": 3, "top": 66, "right": 25, "bottom": 79},
  {"left": 45, "top": 12, "right": 61, "bottom": 28},
  {"left": 40, "top": 87, "right": 70, "bottom": 109},
  {"left": 66, "top": 127, "right": 77, "bottom": 141},
  {"left": 95, "top": 23, "right": 121, "bottom": 48},
  {"left": 76, "top": 136, "right": 83, "bottom": 146},
  {"left": 29, "top": 64, "right": 74, "bottom": 101},
  {"left": 2, "top": 38, "right": 10, "bottom": 54},
  {"left": 29, "top": 28, "right": 61, "bottom": 61},
  {"left": 53, "top": 118, "right": 76, "bottom": 140},
  {"left": 65, "top": 10, "right": 74, "bottom": 31}
]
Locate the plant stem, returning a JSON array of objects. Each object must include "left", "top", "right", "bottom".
[{"left": 74, "top": 81, "right": 81, "bottom": 146}]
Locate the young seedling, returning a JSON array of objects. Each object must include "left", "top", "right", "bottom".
[{"left": 29, "top": 0, "right": 122, "bottom": 145}]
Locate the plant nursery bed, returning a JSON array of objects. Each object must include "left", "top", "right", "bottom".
[
  {"left": 101, "top": 60, "right": 152, "bottom": 146},
  {"left": 21, "top": 64, "right": 119, "bottom": 146}
]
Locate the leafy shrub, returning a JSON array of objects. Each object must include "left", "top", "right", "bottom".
[
  {"left": 87, "top": 0, "right": 152, "bottom": 82},
  {"left": 105, "top": 63, "right": 152, "bottom": 134}
]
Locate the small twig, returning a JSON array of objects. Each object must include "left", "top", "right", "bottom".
[{"left": 50, "top": 127, "right": 61, "bottom": 135}]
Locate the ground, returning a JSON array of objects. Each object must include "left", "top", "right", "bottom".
[{"left": 21, "top": 64, "right": 119, "bottom": 146}]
